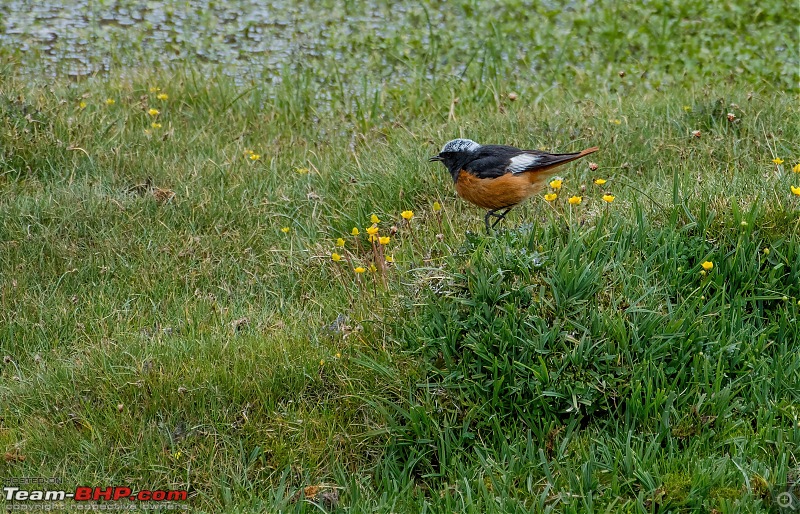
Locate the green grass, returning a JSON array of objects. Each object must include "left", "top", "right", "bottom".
[{"left": 1, "top": 0, "right": 799, "bottom": 512}]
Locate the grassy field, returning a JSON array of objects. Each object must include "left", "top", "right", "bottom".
[{"left": 1, "top": 0, "right": 799, "bottom": 512}]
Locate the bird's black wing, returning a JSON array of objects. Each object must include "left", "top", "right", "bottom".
[{"left": 462, "top": 145, "right": 523, "bottom": 179}]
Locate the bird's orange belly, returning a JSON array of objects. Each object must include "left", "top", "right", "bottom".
[{"left": 455, "top": 171, "right": 541, "bottom": 210}]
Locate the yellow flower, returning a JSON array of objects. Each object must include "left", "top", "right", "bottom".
[
  {"left": 683, "top": 105, "right": 691, "bottom": 112},
  {"left": 249, "top": 153, "right": 260, "bottom": 161},
  {"left": 549, "top": 179, "right": 562, "bottom": 190},
  {"left": 369, "top": 264, "right": 377, "bottom": 272},
  {"left": 594, "top": 178, "right": 607, "bottom": 185},
  {"left": 281, "top": 227, "right": 290, "bottom": 233},
  {"left": 351, "top": 227, "right": 359, "bottom": 236},
  {"left": 610, "top": 119, "right": 622, "bottom": 125},
  {"left": 793, "top": 163, "right": 800, "bottom": 173},
  {"left": 335, "top": 352, "right": 341, "bottom": 359},
  {"left": 336, "top": 238, "right": 345, "bottom": 247},
  {"left": 379, "top": 236, "right": 390, "bottom": 245},
  {"left": 602, "top": 194, "right": 615, "bottom": 203},
  {"left": 773, "top": 158, "right": 784, "bottom": 165},
  {"left": 156, "top": 93, "right": 168, "bottom": 101},
  {"left": 331, "top": 252, "right": 342, "bottom": 262},
  {"left": 401, "top": 210, "right": 414, "bottom": 220},
  {"left": 149, "top": 86, "right": 160, "bottom": 93},
  {"left": 148, "top": 108, "right": 159, "bottom": 116},
  {"left": 295, "top": 167, "right": 309, "bottom": 174},
  {"left": 105, "top": 98, "right": 115, "bottom": 105},
  {"left": 433, "top": 201, "right": 442, "bottom": 212},
  {"left": 151, "top": 122, "right": 162, "bottom": 129},
  {"left": 366, "top": 225, "right": 379, "bottom": 236},
  {"left": 368, "top": 234, "right": 377, "bottom": 243},
  {"left": 385, "top": 255, "right": 394, "bottom": 263},
  {"left": 354, "top": 266, "right": 366, "bottom": 274},
  {"left": 763, "top": 248, "right": 770, "bottom": 255},
  {"left": 79, "top": 101, "right": 86, "bottom": 109},
  {"left": 568, "top": 195, "right": 582, "bottom": 205},
  {"left": 320, "top": 359, "right": 325, "bottom": 366},
  {"left": 701, "top": 261, "right": 713, "bottom": 271},
  {"left": 371, "top": 214, "right": 380, "bottom": 224},
  {"left": 791, "top": 185, "right": 800, "bottom": 196},
  {"left": 544, "top": 193, "right": 557, "bottom": 202}
]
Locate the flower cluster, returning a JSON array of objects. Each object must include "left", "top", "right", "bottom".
[
  {"left": 543, "top": 170, "right": 616, "bottom": 208},
  {"left": 774, "top": 157, "right": 800, "bottom": 197}
]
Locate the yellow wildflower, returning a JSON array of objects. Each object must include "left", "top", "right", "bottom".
[
  {"left": 594, "top": 178, "right": 607, "bottom": 185},
  {"left": 773, "top": 158, "right": 784, "bottom": 165},
  {"left": 791, "top": 185, "right": 800, "bottom": 196},
  {"left": 544, "top": 193, "right": 557, "bottom": 202},
  {"left": 295, "top": 167, "right": 309, "bottom": 174},
  {"left": 371, "top": 214, "right": 380, "bottom": 224},
  {"left": 379, "top": 236, "right": 390, "bottom": 245},
  {"left": 335, "top": 352, "right": 341, "bottom": 359},
  {"left": 401, "top": 210, "right": 414, "bottom": 220},
  {"left": 369, "top": 264, "right": 377, "bottom": 272},
  {"left": 385, "top": 255, "right": 394, "bottom": 263},
  {"left": 351, "top": 227, "right": 359, "bottom": 236},
  {"left": 610, "top": 119, "right": 622, "bottom": 125},
  {"left": 602, "top": 194, "right": 615, "bottom": 203},
  {"left": 281, "top": 227, "right": 290, "bottom": 233},
  {"left": 549, "top": 179, "right": 562, "bottom": 190},
  {"left": 149, "top": 86, "right": 160, "bottom": 93},
  {"left": 354, "top": 266, "right": 365, "bottom": 274},
  {"left": 249, "top": 153, "right": 260, "bottom": 161},
  {"left": 151, "top": 122, "right": 162, "bottom": 129},
  {"left": 568, "top": 196, "right": 582, "bottom": 205},
  {"left": 701, "top": 261, "right": 713, "bottom": 271},
  {"left": 763, "top": 248, "right": 770, "bottom": 255},
  {"left": 156, "top": 93, "right": 168, "bottom": 101},
  {"left": 105, "top": 98, "right": 115, "bottom": 105},
  {"left": 366, "top": 225, "right": 379, "bottom": 236},
  {"left": 148, "top": 108, "right": 159, "bottom": 116},
  {"left": 433, "top": 201, "right": 442, "bottom": 212},
  {"left": 683, "top": 105, "right": 691, "bottom": 112},
  {"left": 320, "top": 359, "right": 325, "bottom": 366},
  {"left": 368, "top": 234, "right": 377, "bottom": 243},
  {"left": 336, "top": 238, "right": 345, "bottom": 247},
  {"left": 79, "top": 101, "right": 86, "bottom": 109},
  {"left": 331, "top": 253, "right": 342, "bottom": 262}
]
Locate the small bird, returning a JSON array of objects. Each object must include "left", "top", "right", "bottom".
[{"left": 430, "top": 139, "right": 599, "bottom": 233}]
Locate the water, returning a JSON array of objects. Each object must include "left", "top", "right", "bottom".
[{"left": 0, "top": 0, "right": 428, "bottom": 80}]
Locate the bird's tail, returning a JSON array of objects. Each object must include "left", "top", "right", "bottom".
[{"left": 532, "top": 146, "right": 599, "bottom": 173}]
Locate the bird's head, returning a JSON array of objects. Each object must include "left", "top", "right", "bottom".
[{"left": 429, "top": 139, "right": 481, "bottom": 175}]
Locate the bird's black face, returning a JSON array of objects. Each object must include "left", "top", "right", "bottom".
[
  {"left": 430, "top": 152, "right": 467, "bottom": 182},
  {"left": 430, "top": 139, "right": 482, "bottom": 181},
  {"left": 428, "top": 152, "right": 460, "bottom": 180}
]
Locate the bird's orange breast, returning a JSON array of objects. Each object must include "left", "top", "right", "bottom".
[{"left": 455, "top": 171, "right": 547, "bottom": 210}]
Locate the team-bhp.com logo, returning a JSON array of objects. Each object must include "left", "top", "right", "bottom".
[{"left": 4, "top": 484, "right": 188, "bottom": 509}]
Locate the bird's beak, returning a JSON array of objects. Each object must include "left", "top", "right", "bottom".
[{"left": 429, "top": 155, "right": 443, "bottom": 162}]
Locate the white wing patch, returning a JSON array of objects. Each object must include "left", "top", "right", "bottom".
[{"left": 507, "top": 154, "right": 541, "bottom": 174}]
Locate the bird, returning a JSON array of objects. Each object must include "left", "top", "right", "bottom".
[{"left": 429, "top": 139, "right": 599, "bottom": 233}]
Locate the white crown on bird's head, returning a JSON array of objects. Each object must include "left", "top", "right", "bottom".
[{"left": 440, "top": 138, "right": 481, "bottom": 153}]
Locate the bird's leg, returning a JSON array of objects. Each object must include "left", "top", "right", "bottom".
[
  {"left": 491, "top": 207, "right": 513, "bottom": 228},
  {"left": 484, "top": 207, "right": 513, "bottom": 233}
]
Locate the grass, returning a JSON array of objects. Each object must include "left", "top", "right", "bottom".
[{"left": 1, "top": 0, "right": 799, "bottom": 512}]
